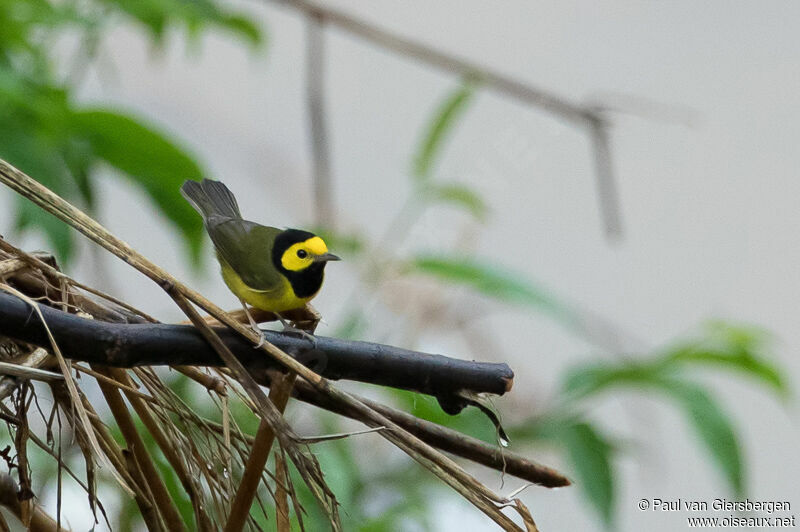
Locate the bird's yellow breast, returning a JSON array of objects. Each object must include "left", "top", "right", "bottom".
[{"left": 220, "top": 262, "right": 317, "bottom": 312}]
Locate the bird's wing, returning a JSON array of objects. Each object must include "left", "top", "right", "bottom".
[{"left": 205, "top": 217, "right": 283, "bottom": 291}]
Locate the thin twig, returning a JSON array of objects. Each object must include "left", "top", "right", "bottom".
[
  {"left": 92, "top": 365, "right": 186, "bottom": 532},
  {"left": 588, "top": 116, "right": 622, "bottom": 239},
  {"left": 111, "top": 368, "right": 215, "bottom": 532},
  {"left": 122, "top": 449, "right": 166, "bottom": 532},
  {"left": 0, "top": 401, "right": 98, "bottom": 507},
  {"left": 280, "top": 0, "right": 594, "bottom": 125},
  {"left": 224, "top": 372, "right": 298, "bottom": 532},
  {"left": 0, "top": 361, "right": 62, "bottom": 382},
  {"left": 170, "top": 291, "right": 341, "bottom": 529},
  {"left": 173, "top": 365, "right": 227, "bottom": 395},
  {"left": 275, "top": 450, "right": 291, "bottom": 531},
  {"left": 71, "top": 364, "right": 155, "bottom": 402},
  {"left": 0, "top": 348, "right": 54, "bottom": 400},
  {"left": 306, "top": 12, "right": 334, "bottom": 228}
]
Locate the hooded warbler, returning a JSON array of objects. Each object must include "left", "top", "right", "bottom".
[{"left": 181, "top": 179, "right": 339, "bottom": 336}]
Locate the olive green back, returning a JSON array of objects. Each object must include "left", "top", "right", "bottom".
[{"left": 206, "top": 216, "right": 283, "bottom": 291}]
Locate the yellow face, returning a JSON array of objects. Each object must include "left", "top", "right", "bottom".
[{"left": 280, "top": 236, "right": 330, "bottom": 272}]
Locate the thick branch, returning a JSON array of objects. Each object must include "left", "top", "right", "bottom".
[{"left": 0, "top": 292, "right": 512, "bottom": 402}]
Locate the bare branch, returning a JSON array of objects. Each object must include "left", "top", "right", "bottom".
[
  {"left": 280, "top": 0, "right": 594, "bottom": 125},
  {"left": 0, "top": 291, "right": 513, "bottom": 402},
  {"left": 588, "top": 116, "right": 622, "bottom": 239},
  {"left": 0, "top": 348, "right": 53, "bottom": 400},
  {"left": 306, "top": 12, "right": 334, "bottom": 228},
  {"left": 270, "top": 0, "right": 626, "bottom": 236}
]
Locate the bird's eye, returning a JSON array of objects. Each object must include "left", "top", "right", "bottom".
[{"left": 297, "top": 249, "right": 308, "bottom": 259}]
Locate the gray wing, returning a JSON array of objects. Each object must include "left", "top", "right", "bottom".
[{"left": 206, "top": 217, "right": 283, "bottom": 292}]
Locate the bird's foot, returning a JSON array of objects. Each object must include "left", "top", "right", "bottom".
[
  {"left": 281, "top": 325, "right": 317, "bottom": 348},
  {"left": 250, "top": 325, "right": 268, "bottom": 349}
]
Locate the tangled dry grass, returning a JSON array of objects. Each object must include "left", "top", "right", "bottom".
[{"left": 0, "top": 158, "right": 567, "bottom": 531}]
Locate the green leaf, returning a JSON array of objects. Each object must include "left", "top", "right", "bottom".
[
  {"left": 564, "top": 321, "right": 788, "bottom": 401},
  {"left": 562, "top": 362, "right": 665, "bottom": 400},
  {"left": 219, "top": 13, "right": 262, "bottom": 45},
  {"left": 664, "top": 381, "right": 744, "bottom": 496},
  {"left": 413, "top": 80, "right": 475, "bottom": 181},
  {"left": 422, "top": 182, "right": 488, "bottom": 221},
  {"left": 562, "top": 422, "right": 614, "bottom": 526},
  {"left": 0, "top": 117, "right": 77, "bottom": 262},
  {"left": 666, "top": 324, "right": 787, "bottom": 398},
  {"left": 669, "top": 347, "right": 786, "bottom": 398},
  {"left": 103, "top": 0, "right": 262, "bottom": 44},
  {"left": 561, "top": 360, "right": 745, "bottom": 497},
  {"left": 409, "top": 254, "right": 576, "bottom": 324},
  {"left": 70, "top": 108, "right": 206, "bottom": 261}
]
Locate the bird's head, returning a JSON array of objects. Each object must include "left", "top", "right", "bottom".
[{"left": 274, "top": 229, "right": 340, "bottom": 273}]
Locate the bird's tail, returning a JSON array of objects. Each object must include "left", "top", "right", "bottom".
[{"left": 181, "top": 179, "right": 242, "bottom": 220}]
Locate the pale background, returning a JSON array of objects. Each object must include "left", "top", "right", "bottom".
[{"left": 2, "top": 1, "right": 800, "bottom": 530}]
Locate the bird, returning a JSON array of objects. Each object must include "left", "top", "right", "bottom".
[{"left": 180, "top": 179, "right": 339, "bottom": 344}]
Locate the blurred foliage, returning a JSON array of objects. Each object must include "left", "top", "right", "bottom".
[
  {"left": 322, "top": 83, "right": 789, "bottom": 529},
  {"left": 409, "top": 254, "right": 577, "bottom": 327},
  {"left": 0, "top": 3, "right": 792, "bottom": 531},
  {"left": 413, "top": 80, "right": 474, "bottom": 182},
  {"left": 0, "top": 0, "right": 261, "bottom": 263},
  {"left": 413, "top": 80, "right": 488, "bottom": 222},
  {"left": 279, "top": 413, "right": 435, "bottom": 532},
  {"left": 557, "top": 322, "right": 785, "bottom": 509}
]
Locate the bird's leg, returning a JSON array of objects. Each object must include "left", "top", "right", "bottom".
[
  {"left": 277, "top": 313, "right": 317, "bottom": 348},
  {"left": 240, "top": 299, "right": 267, "bottom": 348}
]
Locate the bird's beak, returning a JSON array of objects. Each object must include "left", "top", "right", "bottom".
[{"left": 314, "top": 252, "right": 341, "bottom": 263}]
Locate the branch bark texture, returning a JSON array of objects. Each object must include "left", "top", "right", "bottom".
[{"left": 0, "top": 292, "right": 512, "bottom": 401}]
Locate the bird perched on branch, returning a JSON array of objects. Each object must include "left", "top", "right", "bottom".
[{"left": 181, "top": 179, "right": 339, "bottom": 344}]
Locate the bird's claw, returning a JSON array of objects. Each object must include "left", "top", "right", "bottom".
[
  {"left": 254, "top": 332, "right": 268, "bottom": 349},
  {"left": 282, "top": 325, "right": 317, "bottom": 348},
  {"left": 250, "top": 326, "right": 267, "bottom": 349}
]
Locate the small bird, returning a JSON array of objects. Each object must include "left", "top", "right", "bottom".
[{"left": 181, "top": 179, "right": 339, "bottom": 342}]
